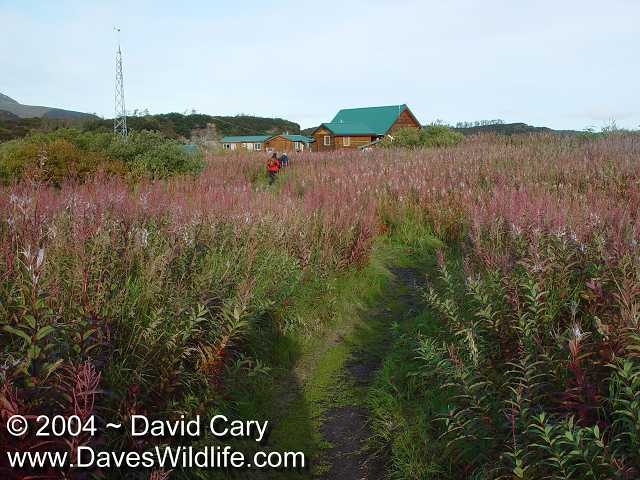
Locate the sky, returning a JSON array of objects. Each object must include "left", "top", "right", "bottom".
[{"left": 1, "top": 0, "right": 639, "bottom": 130}]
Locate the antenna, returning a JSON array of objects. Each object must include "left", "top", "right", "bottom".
[{"left": 114, "top": 27, "right": 127, "bottom": 138}]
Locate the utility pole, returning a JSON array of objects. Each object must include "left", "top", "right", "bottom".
[{"left": 114, "top": 27, "right": 127, "bottom": 138}]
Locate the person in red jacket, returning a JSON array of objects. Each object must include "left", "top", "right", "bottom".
[{"left": 267, "top": 152, "right": 280, "bottom": 185}]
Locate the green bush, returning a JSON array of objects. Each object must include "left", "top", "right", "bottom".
[
  {"left": 421, "top": 124, "right": 464, "bottom": 147},
  {"left": 381, "top": 125, "right": 464, "bottom": 148},
  {"left": 0, "top": 128, "right": 204, "bottom": 184},
  {"left": 130, "top": 138, "right": 205, "bottom": 178}
]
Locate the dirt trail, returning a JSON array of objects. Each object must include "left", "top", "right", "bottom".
[{"left": 315, "top": 266, "right": 426, "bottom": 479}]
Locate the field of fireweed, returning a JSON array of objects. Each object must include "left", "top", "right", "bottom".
[{"left": 1, "top": 133, "right": 640, "bottom": 479}]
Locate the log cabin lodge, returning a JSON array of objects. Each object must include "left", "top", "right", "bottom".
[
  {"left": 220, "top": 104, "right": 421, "bottom": 153},
  {"left": 311, "top": 104, "right": 421, "bottom": 151}
]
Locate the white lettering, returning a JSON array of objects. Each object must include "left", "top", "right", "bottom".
[
  {"left": 131, "top": 415, "right": 149, "bottom": 436},
  {"left": 76, "top": 446, "right": 94, "bottom": 467}
]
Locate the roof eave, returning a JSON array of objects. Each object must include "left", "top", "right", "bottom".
[
  {"left": 311, "top": 123, "right": 334, "bottom": 135},
  {"left": 336, "top": 132, "right": 377, "bottom": 136},
  {"left": 314, "top": 124, "right": 377, "bottom": 136}
]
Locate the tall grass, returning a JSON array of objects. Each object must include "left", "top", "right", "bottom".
[
  {"left": 0, "top": 151, "right": 377, "bottom": 478},
  {"left": 1, "top": 132, "right": 640, "bottom": 478},
  {"left": 355, "top": 133, "right": 640, "bottom": 478}
]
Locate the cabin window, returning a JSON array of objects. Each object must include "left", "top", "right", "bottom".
[
  {"left": 324, "top": 135, "right": 331, "bottom": 146},
  {"left": 254, "top": 143, "right": 262, "bottom": 150},
  {"left": 343, "top": 137, "right": 351, "bottom": 146},
  {"left": 223, "top": 143, "right": 231, "bottom": 150},
  {"left": 294, "top": 142, "right": 300, "bottom": 150}
]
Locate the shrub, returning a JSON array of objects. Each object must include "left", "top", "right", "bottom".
[
  {"left": 0, "top": 129, "right": 204, "bottom": 185},
  {"left": 381, "top": 125, "right": 464, "bottom": 148},
  {"left": 420, "top": 124, "right": 464, "bottom": 147},
  {"left": 385, "top": 126, "right": 423, "bottom": 147}
]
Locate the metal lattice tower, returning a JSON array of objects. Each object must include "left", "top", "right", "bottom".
[{"left": 114, "top": 27, "right": 127, "bottom": 138}]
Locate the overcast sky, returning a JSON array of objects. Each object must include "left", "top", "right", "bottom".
[{"left": 2, "top": 0, "right": 639, "bottom": 130}]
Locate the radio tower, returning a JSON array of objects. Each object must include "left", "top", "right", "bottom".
[{"left": 114, "top": 27, "right": 127, "bottom": 138}]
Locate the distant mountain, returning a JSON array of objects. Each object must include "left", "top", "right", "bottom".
[
  {"left": 0, "top": 93, "right": 18, "bottom": 104},
  {"left": 0, "top": 92, "right": 97, "bottom": 120}
]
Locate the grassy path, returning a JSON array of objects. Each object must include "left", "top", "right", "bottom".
[
  {"left": 314, "top": 266, "right": 427, "bottom": 479},
  {"left": 233, "top": 236, "right": 442, "bottom": 480},
  {"left": 261, "top": 244, "right": 430, "bottom": 479}
]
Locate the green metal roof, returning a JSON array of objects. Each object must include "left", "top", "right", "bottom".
[
  {"left": 318, "top": 122, "right": 378, "bottom": 135},
  {"left": 221, "top": 134, "right": 314, "bottom": 144},
  {"left": 331, "top": 104, "right": 410, "bottom": 135},
  {"left": 280, "top": 134, "right": 314, "bottom": 144},
  {"left": 221, "top": 135, "right": 271, "bottom": 143}
]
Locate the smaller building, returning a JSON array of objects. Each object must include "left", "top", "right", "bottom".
[
  {"left": 265, "top": 134, "right": 314, "bottom": 153},
  {"left": 221, "top": 134, "right": 314, "bottom": 153},
  {"left": 221, "top": 135, "right": 271, "bottom": 151}
]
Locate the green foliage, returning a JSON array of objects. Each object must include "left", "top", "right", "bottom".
[
  {"left": 0, "top": 116, "right": 94, "bottom": 142},
  {"left": 381, "top": 125, "right": 464, "bottom": 148},
  {"left": 0, "top": 128, "right": 204, "bottom": 184},
  {"left": 453, "top": 122, "right": 557, "bottom": 136},
  {"left": 83, "top": 112, "right": 301, "bottom": 139},
  {"left": 577, "top": 122, "right": 640, "bottom": 141},
  {"left": 386, "top": 126, "right": 423, "bottom": 147},
  {"left": 421, "top": 124, "right": 465, "bottom": 147},
  {"left": 370, "top": 228, "right": 640, "bottom": 479},
  {"left": 0, "top": 112, "right": 301, "bottom": 143}
]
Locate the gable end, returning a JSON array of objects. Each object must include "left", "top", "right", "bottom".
[{"left": 388, "top": 106, "right": 421, "bottom": 133}]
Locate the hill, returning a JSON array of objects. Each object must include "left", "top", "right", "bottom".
[
  {"left": 0, "top": 116, "right": 96, "bottom": 142},
  {"left": 0, "top": 111, "right": 301, "bottom": 143},
  {"left": 0, "top": 110, "right": 19, "bottom": 121},
  {"left": 0, "top": 92, "right": 97, "bottom": 120},
  {"left": 84, "top": 113, "right": 300, "bottom": 138},
  {"left": 451, "top": 122, "right": 581, "bottom": 135},
  {"left": 213, "top": 114, "right": 300, "bottom": 137}
]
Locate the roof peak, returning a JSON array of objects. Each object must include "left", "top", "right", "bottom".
[{"left": 336, "top": 104, "right": 407, "bottom": 111}]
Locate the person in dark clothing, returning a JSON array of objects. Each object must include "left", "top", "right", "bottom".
[
  {"left": 279, "top": 152, "right": 289, "bottom": 167},
  {"left": 267, "top": 153, "right": 280, "bottom": 185}
]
